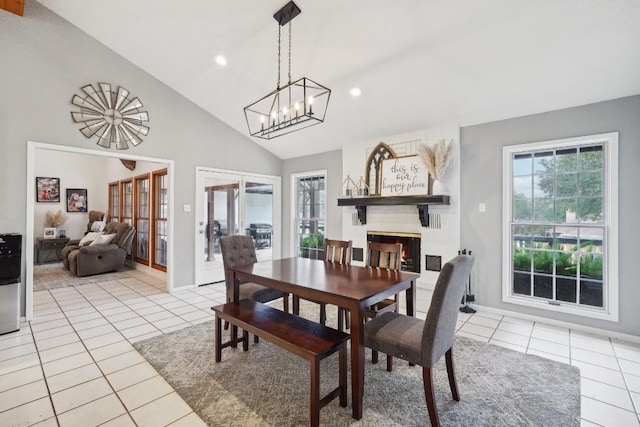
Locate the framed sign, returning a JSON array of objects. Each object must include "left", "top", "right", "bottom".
[
  {"left": 380, "top": 155, "right": 429, "bottom": 196},
  {"left": 36, "top": 177, "right": 60, "bottom": 202}
]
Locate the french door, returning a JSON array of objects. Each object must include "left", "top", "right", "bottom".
[{"left": 194, "top": 168, "right": 281, "bottom": 285}]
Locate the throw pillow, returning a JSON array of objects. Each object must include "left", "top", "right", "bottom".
[
  {"left": 79, "top": 231, "right": 103, "bottom": 246},
  {"left": 90, "top": 220, "right": 106, "bottom": 232},
  {"left": 89, "top": 233, "right": 116, "bottom": 246}
]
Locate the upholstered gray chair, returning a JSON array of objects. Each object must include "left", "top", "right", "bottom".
[
  {"left": 293, "top": 238, "right": 352, "bottom": 325},
  {"left": 219, "top": 235, "right": 289, "bottom": 312},
  {"left": 364, "top": 254, "right": 474, "bottom": 427}
]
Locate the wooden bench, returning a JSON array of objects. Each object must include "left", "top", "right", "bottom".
[{"left": 212, "top": 299, "right": 349, "bottom": 427}]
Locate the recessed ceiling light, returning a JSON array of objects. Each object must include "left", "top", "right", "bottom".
[
  {"left": 214, "top": 55, "right": 228, "bottom": 67},
  {"left": 349, "top": 86, "right": 362, "bottom": 97}
]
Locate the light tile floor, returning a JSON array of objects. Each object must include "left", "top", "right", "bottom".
[{"left": 1, "top": 270, "right": 639, "bottom": 426}]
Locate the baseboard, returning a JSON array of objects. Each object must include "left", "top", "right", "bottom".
[
  {"left": 469, "top": 303, "right": 640, "bottom": 344},
  {"left": 128, "top": 260, "right": 166, "bottom": 280},
  {"left": 170, "top": 284, "right": 199, "bottom": 292}
]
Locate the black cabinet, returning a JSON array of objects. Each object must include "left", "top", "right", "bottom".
[{"left": 36, "top": 237, "right": 70, "bottom": 264}]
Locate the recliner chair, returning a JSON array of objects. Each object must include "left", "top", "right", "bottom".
[{"left": 63, "top": 221, "right": 135, "bottom": 277}]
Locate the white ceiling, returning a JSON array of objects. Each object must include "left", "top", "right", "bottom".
[{"left": 37, "top": 0, "right": 640, "bottom": 159}]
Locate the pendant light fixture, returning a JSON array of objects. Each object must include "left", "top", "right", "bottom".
[{"left": 243, "top": 1, "right": 331, "bottom": 140}]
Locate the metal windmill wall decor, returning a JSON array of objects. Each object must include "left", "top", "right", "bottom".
[{"left": 71, "top": 82, "right": 150, "bottom": 150}]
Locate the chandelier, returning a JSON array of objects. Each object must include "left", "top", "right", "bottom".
[{"left": 244, "top": 1, "right": 331, "bottom": 140}]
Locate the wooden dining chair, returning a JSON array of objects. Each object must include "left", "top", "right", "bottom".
[
  {"left": 337, "top": 241, "right": 403, "bottom": 333},
  {"left": 219, "top": 236, "right": 289, "bottom": 338},
  {"left": 365, "top": 242, "right": 403, "bottom": 316},
  {"left": 293, "top": 238, "right": 352, "bottom": 325},
  {"left": 364, "top": 255, "right": 474, "bottom": 427}
]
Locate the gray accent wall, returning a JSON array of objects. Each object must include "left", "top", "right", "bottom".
[
  {"left": 282, "top": 150, "right": 343, "bottom": 258},
  {"left": 461, "top": 95, "right": 640, "bottom": 335},
  {"left": 1, "top": 2, "right": 282, "bottom": 308}
]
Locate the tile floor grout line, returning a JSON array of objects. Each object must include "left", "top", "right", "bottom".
[
  {"left": 30, "top": 289, "right": 63, "bottom": 426},
  {"left": 612, "top": 335, "right": 640, "bottom": 420},
  {"left": 46, "top": 280, "right": 144, "bottom": 423},
  {"left": 25, "top": 269, "right": 640, "bottom": 427},
  {"left": 81, "top": 277, "right": 206, "bottom": 424}
]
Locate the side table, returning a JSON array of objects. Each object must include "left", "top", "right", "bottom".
[{"left": 36, "top": 237, "right": 70, "bottom": 264}]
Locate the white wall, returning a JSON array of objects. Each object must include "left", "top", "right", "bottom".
[
  {"left": 105, "top": 158, "right": 166, "bottom": 183},
  {"left": 34, "top": 150, "right": 108, "bottom": 239},
  {"left": 342, "top": 126, "right": 461, "bottom": 287}
]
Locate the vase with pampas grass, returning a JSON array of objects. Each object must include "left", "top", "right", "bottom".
[
  {"left": 417, "top": 139, "right": 454, "bottom": 194},
  {"left": 45, "top": 210, "right": 68, "bottom": 228}
]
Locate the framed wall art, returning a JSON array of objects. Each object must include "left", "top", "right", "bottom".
[
  {"left": 66, "top": 188, "right": 88, "bottom": 212},
  {"left": 36, "top": 177, "right": 60, "bottom": 202}
]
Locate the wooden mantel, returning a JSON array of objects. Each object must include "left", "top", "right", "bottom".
[
  {"left": 1, "top": 0, "right": 25, "bottom": 16},
  {"left": 337, "top": 195, "right": 450, "bottom": 227}
]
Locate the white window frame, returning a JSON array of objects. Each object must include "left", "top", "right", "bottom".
[
  {"left": 502, "top": 132, "right": 619, "bottom": 321},
  {"left": 290, "top": 170, "right": 327, "bottom": 259}
]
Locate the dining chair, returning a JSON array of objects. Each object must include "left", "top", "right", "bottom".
[
  {"left": 293, "top": 238, "right": 352, "bottom": 325},
  {"left": 363, "top": 254, "right": 474, "bottom": 427},
  {"left": 219, "top": 235, "right": 289, "bottom": 336},
  {"left": 337, "top": 241, "right": 403, "bottom": 334}
]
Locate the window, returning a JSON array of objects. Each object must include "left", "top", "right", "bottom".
[
  {"left": 152, "top": 169, "right": 168, "bottom": 270},
  {"left": 121, "top": 179, "right": 133, "bottom": 226},
  {"left": 134, "top": 174, "right": 150, "bottom": 264},
  {"left": 107, "top": 182, "right": 119, "bottom": 223},
  {"left": 292, "top": 172, "right": 326, "bottom": 260},
  {"left": 107, "top": 168, "right": 168, "bottom": 273},
  {"left": 502, "top": 133, "right": 618, "bottom": 321}
]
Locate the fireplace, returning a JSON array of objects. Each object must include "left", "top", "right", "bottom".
[{"left": 367, "top": 231, "right": 421, "bottom": 273}]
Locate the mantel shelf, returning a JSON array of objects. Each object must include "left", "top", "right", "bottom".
[{"left": 337, "top": 195, "right": 450, "bottom": 227}]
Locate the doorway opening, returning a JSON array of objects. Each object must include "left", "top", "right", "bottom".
[{"left": 26, "top": 141, "right": 175, "bottom": 321}]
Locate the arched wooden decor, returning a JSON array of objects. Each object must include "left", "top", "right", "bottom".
[
  {"left": 120, "top": 159, "right": 136, "bottom": 171},
  {"left": 364, "top": 142, "right": 396, "bottom": 196}
]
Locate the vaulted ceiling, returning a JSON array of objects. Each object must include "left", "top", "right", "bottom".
[{"left": 36, "top": 0, "right": 640, "bottom": 159}]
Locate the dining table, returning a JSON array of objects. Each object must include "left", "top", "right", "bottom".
[{"left": 227, "top": 257, "right": 419, "bottom": 420}]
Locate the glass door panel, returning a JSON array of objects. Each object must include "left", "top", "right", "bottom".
[
  {"left": 244, "top": 182, "right": 273, "bottom": 262},
  {"left": 195, "top": 169, "right": 280, "bottom": 286}
]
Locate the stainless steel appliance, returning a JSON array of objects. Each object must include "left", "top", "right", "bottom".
[{"left": 0, "top": 233, "right": 21, "bottom": 334}]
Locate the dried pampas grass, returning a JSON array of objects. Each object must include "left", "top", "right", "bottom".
[
  {"left": 46, "top": 210, "right": 68, "bottom": 227},
  {"left": 417, "top": 139, "right": 454, "bottom": 180}
]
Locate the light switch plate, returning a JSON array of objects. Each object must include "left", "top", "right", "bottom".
[
  {"left": 183, "top": 204, "right": 191, "bottom": 212},
  {"left": 479, "top": 203, "right": 486, "bottom": 213}
]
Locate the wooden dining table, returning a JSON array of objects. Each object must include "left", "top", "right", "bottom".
[{"left": 227, "top": 257, "right": 419, "bottom": 420}]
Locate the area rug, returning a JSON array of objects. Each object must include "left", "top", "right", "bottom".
[
  {"left": 33, "top": 262, "right": 134, "bottom": 291},
  {"left": 133, "top": 302, "right": 580, "bottom": 426}
]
